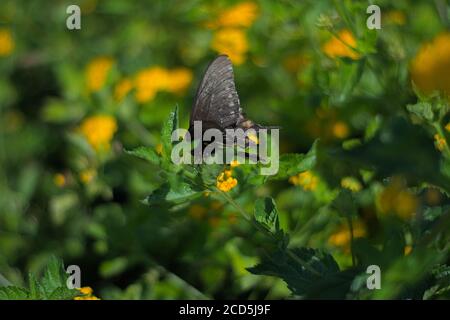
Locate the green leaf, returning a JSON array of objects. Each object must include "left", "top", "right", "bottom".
[
  {"left": 125, "top": 146, "right": 160, "bottom": 165},
  {"left": 254, "top": 197, "right": 279, "bottom": 233},
  {"left": 41, "top": 256, "right": 65, "bottom": 297},
  {"left": 407, "top": 102, "right": 434, "bottom": 121},
  {"left": 0, "top": 286, "right": 29, "bottom": 300},
  {"left": 100, "top": 257, "right": 128, "bottom": 278},
  {"left": 272, "top": 140, "right": 318, "bottom": 180},
  {"left": 143, "top": 182, "right": 201, "bottom": 206},
  {"left": 161, "top": 106, "right": 179, "bottom": 157},
  {"left": 48, "top": 286, "right": 78, "bottom": 300},
  {"left": 248, "top": 247, "right": 342, "bottom": 297},
  {"left": 28, "top": 273, "right": 43, "bottom": 300},
  {"left": 201, "top": 164, "right": 223, "bottom": 186}
]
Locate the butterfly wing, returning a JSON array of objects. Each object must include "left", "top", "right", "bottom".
[{"left": 190, "top": 55, "right": 241, "bottom": 131}]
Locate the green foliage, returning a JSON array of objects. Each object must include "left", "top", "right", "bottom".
[
  {"left": 1, "top": 0, "right": 450, "bottom": 300},
  {"left": 0, "top": 257, "right": 78, "bottom": 300}
]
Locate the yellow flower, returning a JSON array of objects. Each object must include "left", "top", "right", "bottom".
[
  {"left": 328, "top": 220, "right": 366, "bottom": 251},
  {"left": 322, "top": 29, "right": 360, "bottom": 60},
  {"left": 411, "top": 33, "right": 450, "bottom": 98},
  {"left": 230, "top": 160, "right": 240, "bottom": 168},
  {"left": 78, "top": 287, "right": 93, "bottom": 295},
  {"left": 341, "top": 177, "right": 362, "bottom": 192},
  {"left": 80, "top": 169, "right": 96, "bottom": 184},
  {"left": 166, "top": 68, "right": 193, "bottom": 95},
  {"left": 445, "top": 123, "right": 450, "bottom": 132},
  {"left": 282, "top": 53, "right": 309, "bottom": 74},
  {"left": 434, "top": 134, "right": 446, "bottom": 151},
  {"left": 53, "top": 173, "right": 66, "bottom": 187},
  {"left": 289, "top": 171, "right": 318, "bottom": 191},
  {"left": 216, "top": 169, "right": 238, "bottom": 192},
  {"left": 384, "top": 10, "right": 406, "bottom": 25},
  {"left": 0, "top": 28, "right": 14, "bottom": 57},
  {"left": 377, "top": 177, "right": 418, "bottom": 220},
  {"left": 211, "top": 28, "right": 248, "bottom": 65},
  {"left": 209, "top": 2, "right": 259, "bottom": 29},
  {"left": 74, "top": 296, "right": 100, "bottom": 300},
  {"left": 79, "top": 115, "right": 117, "bottom": 151},
  {"left": 188, "top": 204, "right": 208, "bottom": 219},
  {"left": 134, "top": 67, "right": 169, "bottom": 103},
  {"left": 247, "top": 133, "right": 259, "bottom": 144},
  {"left": 208, "top": 216, "right": 221, "bottom": 228},
  {"left": 155, "top": 143, "right": 163, "bottom": 155},
  {"left": 210, "top": 200, "right": 223, "bottom": 211},
  {"left": 114, "top": 78, "right": 133, "bottom": 101},
  {"left": 75, "top": 286, "right": 100, "bottom": 300},
  {"left": 134, "top": 67, "right": 193, "bottom": 102},
  {"left": 85, "top": 56, "right": 114, "bottom": 92},
  {"left": 404, "top": 245, "right": 412, "bottom": 256},
  {"left": 332, "top": 121, "right": 349, "bottom": 139}
]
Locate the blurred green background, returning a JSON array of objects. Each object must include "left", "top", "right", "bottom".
[{"left": 1, "top": 0, "right": 450, "bottom": 299}]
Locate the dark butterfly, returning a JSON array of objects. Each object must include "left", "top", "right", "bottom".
[{"left": 188, "top": 55, "right": 271, "bottom": 136}]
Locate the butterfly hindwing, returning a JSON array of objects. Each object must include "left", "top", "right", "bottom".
[{"left": 190, "top": 55, "right": 241, "bottom": 130}]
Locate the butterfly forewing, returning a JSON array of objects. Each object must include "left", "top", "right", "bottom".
[{"left": 190, "top": 55, "right": 241, "bottom": 130}]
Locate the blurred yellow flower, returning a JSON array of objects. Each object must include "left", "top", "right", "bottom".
[
  {"left": 209, "top": 2, "right": 259, "bottom": 29},
  {"left": 404, "top": 245, "right": 412, "bottom": 256},
  {"left": 341, "top": 177, "right": 362, "bottom": 192},
  {"left": 134, "top": 67, "right": 168, "bottom": 103},
  {"left": 166, "top": 68, "right": 193, "bottom": 95},
  {"left": 208, "top": 216, "right": 221, "bottom": 228},
  {"left": 188, "top": 204, "right": 208, "bottom": 219},
  {"left": 79, "top": 115, "right": 117, "bottom": 151},
  {"left": 85, "top": 56, "right": 114, "bottom": 92},
  {"left": 411, "top": 33, "right": 450, "bottom": 98},
  {"left": 217, "top": 169, "right": 238, "bottom": 192},
  {"left": 289, "top": 171, "right": 318, "bottom": 191},
  {"left": 114, "top": 78, "right": 133, "bottom": 101},
  {"left": 434, "top": 134, "right": 446, "bottom": 151},
  {"left": 282, "top": 53, "right": 309, "bottom": 74},
  {"left": 53, "top": 173, "right": 66, "bottom": 187},
  {"left": 75, "top": 286, "right": 100, "bottom": 300},
  {"left": 78, "top": 287, "right": 93, "bottom": 295},
  {"left": 211, "top": 28, "right": 248, "bottom": 65},
  {"left": 377, "top": 177, "right": 418, "bottom": 220},
  {"left": 328, "top": 220, "right": 366, "bottom": 250},
  {"left": 210, "top": 200, "right": 223, "bottom": 211},
  {"left": 80, "top": 169, "right": 96, "bottom": 184},
  {"left": 332, "top": 121, "right": 349, "bottom": 139},
  {"left": 0, "top": 28, "right": 14, "bottom": 57},
  {"left": 323, "top": 29, "right": 360, "bottom": 60},
  {"left": 445, "top": 123, "right": 450, "bottom": 132},
  {"left": 134, "top": 67, "right": 192, "bottom": 103},
  {"left": 230, "top": 160, "right": 240, "bottom": 168},
  {"left": 155, "top": 143, "right": 163, "bottom": 155},
  {"left": 384, "top": 10, "right": 406, "bottom": 25}
]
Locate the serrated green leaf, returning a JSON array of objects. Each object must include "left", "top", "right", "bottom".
[
  {"left": 125, "top": 146, "right": 160, "bottom": 165},
  {"left": 41, "top": 256, "right": 65, "bottom": 297},
  {"left": 254, "top": 197, "right": 279, "bottom": 233},
  {"left": 47, "top": 286, "right": 78, "bottom": 300},
  {"left": 248, "top": 247, "right": 341, "bottom": 297},
  {"left": 28, "top": 273, "right": 43, "bottom": 300},
  {"left": 0, "top": 286, "right": 29, "bottom": 300},
  {"left": 161, "top": 106, "right": 179, "bottom": 157},
  {"left": 272, "top": 140, "right": 318, "bottom": 180},
  {"left": 407, "top": 102, "right": 434, "bottom": 121},
  {"left": 143, "top": 182, "right": 201, "bottom": 206}
]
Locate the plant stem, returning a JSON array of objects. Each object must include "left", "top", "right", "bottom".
[{"left": 347, "top": 216, "right": 356, "bottom": 267}]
